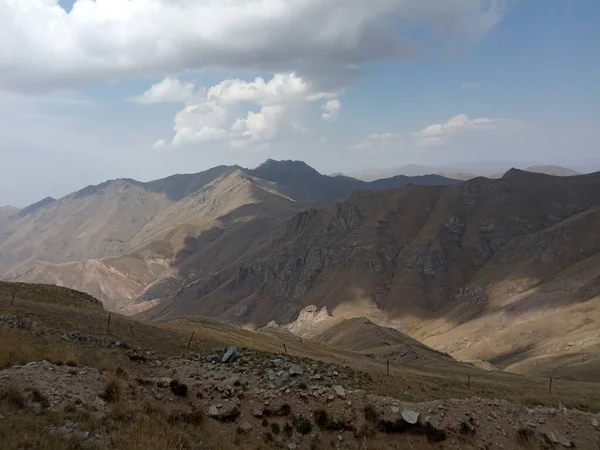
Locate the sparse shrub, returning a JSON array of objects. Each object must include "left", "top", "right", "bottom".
[
  {"left": 270, "top": 423, "right": 280, "bottom": 435},
  {"left": 298, "top": 381, "right": 308, "bottom": 390},
  {"left": 378, "top": 418, "right": 408, "bottom": 433},
  {"left": 460, "top": 421, "right": 475, "bottom": 436},
  {"left": 314, "top": 409, "right": 329, "bottom": 430},
  {"left": 100, "top": 376, "right": 121, "bottom": 403},
  {"left": 374, "top": 416, "right": 446, "bottom": 443},
  {"left": 261, "top": 419, "right": 269, "bottom": 427},
  {"left": 169, "top": 379, "right": 188, "bottom": 397},
  {"left": 111, "top": 401, "right": 136, "bottom": 423},
  {"left": 63, "top": 403, "right": 78, "bottom": 414},
  {"left": 264, "top": 403, "right": 292, "bottom": 417},
  {"left": 313, "top": 409, "right": 353, "bottom": 432},
  {"left": 293, "top": 413, "right": 313, "bottom": 434},
  {"left": 0, "top": 382, "right": 25, "bottom": 409},
  {"left": 517, "top": 427, "right": 537, "bottom": 448},
  {"left": 115, "top": 365, "right": 126, "bottom": 377},
  {"left": 283, "top": 422, "right": 293, "bottom": 437},
  {"left": 424, "top": 424, "right": 447, "bottom": 443},
  {"left": 263, "top": 432, "right": 274, "bottom": 443},
  {"left": 363, "top": 405, "right": 378, "bottom": 423},
  {"left": 143, "top": 401, "right": 167, "bottom": 417},
  {"left": 30, "top": 389, "right": 50, "bottom": 409},
  {"left": 354, "top": 423, "right": 376, "bottom": 439},
  {"left": 167, "top": 409, "right": 204, "bottom": 426}
]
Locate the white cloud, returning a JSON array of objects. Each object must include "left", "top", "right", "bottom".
[
  {"left": 163, "top": 73, "right": 338, "bottom": 149},
  {"left": 292, "top": 122, "right": 310, "bottom": 135},
  {"left": 461, "top": 81, "right": 480, "bottom": 89},
  {"left": 0, "top": 0, "right": 508, "bottom": 93},
  {"left": 152, "top": 139, "right": 166, "bottom": 149},
  {"left": 412, "top": 114, "right": 512, "bottom": 146},
  {"left": 131, "top": 77, "right": 195, "bottom": 104},
  {"left": 350, "top": 133, "right": 402, "bottom": 150},
  {"left": 322, "top": 99, "right": 341, "bottom": 121}
]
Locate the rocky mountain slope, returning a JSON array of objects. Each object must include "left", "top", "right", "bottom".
[
  {"left": 0, "top": 161, "right": 457, "bottom": 312},
  {"left": 142, "top": 169, "right": 600, "bottom": 380}
]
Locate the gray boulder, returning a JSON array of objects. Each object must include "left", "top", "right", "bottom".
[
  {"left": 222, "top": 346, "right": 239, "bottom": 363},
  {"left": 207, "top": 402, "right": 240, "bottom": 421},
  {"left": 401, "top": 409, "right": 420, "bottom": 425},
  {"left": 333, "top": 385, "right": 345, "bottom": 398},
  {"left": 289, "top": 364, "right": 304, "bottom": 376}
]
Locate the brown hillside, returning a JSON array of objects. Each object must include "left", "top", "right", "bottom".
[{"left": 146, "top": 170, "right": 600, "bottom": 378}]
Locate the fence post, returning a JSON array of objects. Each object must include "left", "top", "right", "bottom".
[
  {"left": 106, "top": 313, "right": 112, "bottom": 332},
  {"left": 283, "top": 344, "right": 288, "bottom": 356},
  {"left": 9, "top": 291, "right": 17, "bottom": 307},
  {"left": 387, "top": 359, "right": 390, "bottom": 377},
  {"left": 129, "top": 323, "right": 135, "bottom": 337},
  {"left": 468, "top": 374, "right": 471, "bottom": 390},
  {"left": 549, "top": 377, "right": 553, "bottom": 394},
  {"left": 187, "top": 331, "right": 195, "bottom": 349}
]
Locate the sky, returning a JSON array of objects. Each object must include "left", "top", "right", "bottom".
[{"left": 0, "top": 0, "right": 599, "bottom": 207}]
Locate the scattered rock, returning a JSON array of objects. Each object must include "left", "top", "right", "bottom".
[
  {"left": 30, "top": 403, "right": 43, "bottom": 415},
  {"left": 289, "top": 365, "right": 303, "bottom": 376},
  {"left": 157, "top": 377, "right": 173, "bottom": 388},
  {"left": 0, "top": 314, "right": 37, "bottom": 331},
  {"left": 240, "top": 421, "right": 253, "bottom": 432},
  {"left": 207, "top": 402, "right": 240, "bottom": 421},
  {"left": 205, "top": 355, "right": 219, "bottom": 364},
  {"left": 401, "top": 409, "right": 420, "bottom": 425},
  {"left": 222, "top": 346, "right": 239, "bottom": 364},
  {"left": 92, "top": 397, "right": 106, "bottom": 413},
  {"left": 333, "top": 385, "right": 345, "bottom": 398},
  {"left": 287, "top": 444, "right": 297, "bottom": 450},
  {"left": 592, "top": 418, "right": 598, "bottom": 428}
]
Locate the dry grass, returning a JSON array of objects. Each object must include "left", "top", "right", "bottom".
[
  {"left": 101, "top": 376, "right": 122, "bottom": 403},
  {"left": 2, "top": 282, "right": 600, "bottom": 425},
  {"left": 0, "top": 381, "right": 25, "bottom": 410}
]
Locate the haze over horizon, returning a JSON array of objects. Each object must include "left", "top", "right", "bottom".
[{"left": 1, "top": 0, "right": 599, "bottom": 207}]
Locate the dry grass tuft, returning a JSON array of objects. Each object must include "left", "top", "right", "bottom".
[
  {"left": 169, "top": 379, "right": 188, "bottom": 397},
  {"left": 0, "top": 382, "right": 25, "bottom": 410},
  {"left": 516, "top": 427, "right": 538, "bottom": 448},
  {"left": 100, "top": 376, "right": 121, "bottom": 403}
]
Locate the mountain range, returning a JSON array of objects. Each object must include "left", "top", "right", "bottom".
[
  {"left": 0, "top": 160, "right": 456, "bottom": 311},
  {"left": 348, "top": 164, "right": 582, "bottom": 182},
  {"left": 1, "top": 160, "right": 600, "bottom": 381}
]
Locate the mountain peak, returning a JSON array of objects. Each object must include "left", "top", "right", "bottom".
[
  {"left": 254, "top": 159, "right": 319, "bottom": 175},
  {"left": 18, "top": 196, "right": 56, "bottom": 217},
  {"left": 501, "top": 168, "right": 528, "bottom": 179}
]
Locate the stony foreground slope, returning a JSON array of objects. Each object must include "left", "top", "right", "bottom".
[{"left": 2, "top": 283, "right": 600, "bottom": 449}]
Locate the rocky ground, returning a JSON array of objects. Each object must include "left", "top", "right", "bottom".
[{"left": 2, "top": 335, "right": 600, "bottom": 450}]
